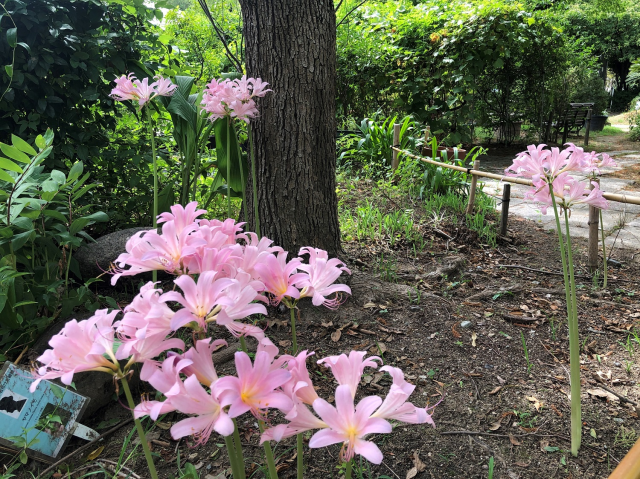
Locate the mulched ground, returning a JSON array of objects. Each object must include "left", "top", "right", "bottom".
[{"left": 13, "top": 177, "right": 640, "bottom": 479}]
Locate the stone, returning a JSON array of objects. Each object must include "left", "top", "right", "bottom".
[
  {"left": 460, "top": 320, "right": 473, "bottom": 329},
  {"left": 31, "top": 311, "right": 138, "bottom": 417},
  {"left": 74, "top": 227, "right": 149, "bottom": 282}
]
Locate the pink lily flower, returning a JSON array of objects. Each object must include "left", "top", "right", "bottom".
[
  {"left": 117, "top": 282, "right": 175, "bottom": 339},
  {"left": 110, "top": 73, "right": 138, "bottom": 101},
  {"left": 261, "top": 397, "right": 328, "bottom": 443},
  {"left": 179, "top": 338, "right": 228, "bottom": 387},
  {"left": 309, "top": 385, "right": 392, "bottom": 464},
  {"left": 230, "top": 99, "right": 259, "bottom": 123},
  {"left": 216, "top": 350, "right": 293, "bottom": 419},
  {"left": 30, "top": 310, "right": 120, "bottom": 392},
  {"left": 161, "top": 272, "right": 234, "bottom": 331},
  {"left": 154, "top": 75, "right": 178, "bottom": 97},
  {"left": 297, "top": 246, "right": 352, "bottom": 309},
  {"left": 248, "top": 77, "right": 272, "bottom": 98},
  {"left": 115, "top": 331, "right": 184, "bottom": 364},
  {"left": 157, "top": 201, "right": 206, "bottom": 235},
  {"left": 317, "top": 351, "right": 381, "bottom": 398},
  {"left": 371, "top": 366, "right": 436, "bottom": 426},
  {"left": 170, "top": 375, "right": 235, "bottom": 444},
  {"left": 254, "top": 252, "right": 306, "bottom": 305},
  {"left": 281, "top": 350, "right": 319, "bottom": 406},
  {"left": 134, "top": 355, "right": 192, "bottom": 420},
  {"left": 561, "top": 178, "right": 609, "bottom": 212},
  {"left": 132, "top": 77, "right": 157, "bottom": 108}
]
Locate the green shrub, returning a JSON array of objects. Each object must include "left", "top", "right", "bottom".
[{"left": 0, "top": 131, "right": 108, "bottom": 358}]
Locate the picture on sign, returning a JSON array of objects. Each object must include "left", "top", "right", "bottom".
[{"left": 0, "top": 363, "right": 90, "bottom": 461}]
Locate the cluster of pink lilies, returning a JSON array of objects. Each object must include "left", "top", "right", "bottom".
[
  {"left": 110, "top": 73, "right": 178, "bottom": 108},
  {"left": 201, "top": 76, "right": 271, "bottom": 123},
  {"left": 30, "top": 202, "right": 435, "bottom": 474},
  {"left": 505, "top": 142, "right": 614, "bottom": 214}
]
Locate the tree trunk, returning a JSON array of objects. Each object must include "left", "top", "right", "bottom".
[{"left": 238, "top": 0, "right": 342, "bottom": 257}]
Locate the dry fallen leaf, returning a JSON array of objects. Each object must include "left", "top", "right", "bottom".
[
  {"left": 86, "top": 446, "right": 105, "bottom": 461},
  {"left": 278, "top": 340, "right": 291, "bottom": 348},
  {"left": 514, "top": 461, "right": 530, "bottom": 467},
  {"left": 509, "top": 435, "right": 522, "bottom": 446},
  {"left": 406, "top": 451, "right": 426, "bottom": 479},
  {"left": 156, "top": 421, "right": 172, "bottom": 430},
  {"left": 587, "top": 388, "right": 619, "bottom": 402},
  {"left": 321, "top": 321, "right": 333, "bottom": 328},
  {"left": 526, "top": 396, "right": 544, "bottom": 411},
  {"left": 363, "top": 302, "right": 377, "bottom": 309},
  {"left": 331, "top": 330, "right": 342, "bottom": 342},
  {"left": 471, "top": 332, "right": 477, "bottom": 347},
  {"left": 488, "top": 419, "right": 502, "bottom": 431},
  {"left": 488, "top": 386, "right": 502, "bottom": 395},
  {"left": 377, "top": 342, "right": 387, "bottom": 354}
]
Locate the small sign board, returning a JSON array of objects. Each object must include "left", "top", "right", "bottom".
[{"left": 0, "top": 363, "right": 90, "bottom": 462}]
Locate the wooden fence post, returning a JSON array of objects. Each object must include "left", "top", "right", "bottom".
[
  {"left": 500, "top": 183, "right": 511, "bottom": 237},
  {"left": 584, "top": 108, "right": 592, "bottom": 147},
  {"left": 588, "top": 177, "right": 600, "bottom": 273},
  {"left": 465, "top": 159, "right": 480, "bottom": 215},
  {"left": 391, "top": 123, "right": 401, "bottom": 171}
]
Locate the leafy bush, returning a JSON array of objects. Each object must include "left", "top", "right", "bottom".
[
  {"left": 338, "top": 114, "right": 422, "bottom": 177},
  {"left": 0, "top": 0, "right": 165, "bottom": 162},
  {"left": 629, "top": 110, "right": 640, "bottom": 141},
  {"left": 0, "top": 131, "right": 107, "bottom": 357},
  {"left": 337, "top": 0, "right": 569, "bottom": 143}
]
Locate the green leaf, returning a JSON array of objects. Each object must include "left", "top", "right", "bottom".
[
  {"left": 4, "top": 64, "right": 12, "bottom": 77},
  {"left": 67, "top": 162, "right": 83, "bottom": 182},
  {"left": 69, "top": 212, "right": 108, "bottom": 236},
  {"left": 494, "top": 58, "right": 504, "bottom": 69},
  {"left": 19, "top": 451, "right": 27, "bottom": 465},
  {"left": 0, "top": 143, "right": 31, "bottom": 163},
  {"left": 6, "top": 28, "right": 17, "bottom": 48},
  {"left": 40, "top": 179, "right": 60, "bottom": 193},
  {"left": 35, "top": 135, "right": 45, "bottom": 150},
  {"left": 11, "top": 135, "right": 36, "bottom": 155},
  {"left": 213, "top": 119, "right": 248, "bottom": 194},
  {"left": 0, "top": 157, "right": 22, "bottom": 173},
  {"left": 544, "top": 446, "right": 559, "bottom": 453},
  {"left": 11, "top": 230, "right": 33, "bottom": 250},
  {"left": 50, "top": 383, "right": 65, "bottom": 400},
  {"left": 0, "top": 170, "right": 16, "bottom": 183},
  {"left": 43, "top": 209, "right": 67, "bottom": 223}
]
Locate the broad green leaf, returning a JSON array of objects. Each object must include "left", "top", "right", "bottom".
[
  {"left": 11, "top": 135, "right": 36, "bottom": 155},
  {"left": 43, "top": 209, "right": 68, "bottom": 223},
  {"left": 0, "top": 170, "right": 15, "bottom": 184},
  {"left": 50, "top": 383, "right": 65, "bottom": 399},
  {"left": 0, "top": 143, "right": 30, "bottom": 163},
  {"left": 4, "top": 64, "right": 12, "bottom": 77},
  {"left": 0, "top": 157, "right": 22, "bottom": 173},
  {"left": 50, "top": 169, "right": 66, "bottom": 185},
  {"left": 69, "top": 212, "right": 108, "bottom": 236},
  {"left": 40, "top": 179, "right": 60, "bottom": 193},
  {"left": 213, "top": 118, "right": 248, "bottom": 194},
  {"left": 35, "top": 135, "right": 45, "bottom": 150},
  {"left": 11, "top": 229, "right": 33, "bottom": 250},
  {"left": 67, "top": 162, "right": 83, "bottom": 182},
  {"left": 6, "top": 28, "right": 17, "bottom": 48}
]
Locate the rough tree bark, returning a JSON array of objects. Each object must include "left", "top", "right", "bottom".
[{"left": 238, "top": 0, "right": 342, "bottom": 257}]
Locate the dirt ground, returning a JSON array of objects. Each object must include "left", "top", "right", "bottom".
[
  {"left": 10, "top": 130, "right": 640, "bottom": 479},
  {"left": 15, "top": 193, "right": 639, "bottom": 479}
]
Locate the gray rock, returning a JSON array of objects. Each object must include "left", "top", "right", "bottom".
[
  {"left": 74, "top": 227, "right": 149, "bottom": 281},
  {"left": 460, "top": 320, "right": 473, "bottom": 329},
  {"left": 31, "top": 311, "right": 139, "bottom": 417}
]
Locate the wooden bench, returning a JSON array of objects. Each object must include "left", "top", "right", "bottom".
[{"left": 550, "top": 103, "right": 594, "bottom": 144}]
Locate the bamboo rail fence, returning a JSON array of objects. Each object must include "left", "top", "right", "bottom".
[{"left": 391, "top": 146, "right": 640, "bottom": 206}]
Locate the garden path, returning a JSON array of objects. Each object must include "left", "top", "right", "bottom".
[{"left": 480, "top": 149, "right": 640, "bottom": 256}]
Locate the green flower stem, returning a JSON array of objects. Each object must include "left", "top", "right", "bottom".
[
  {"left": 146, "top": 108, "right": 158, "bottom": 284},
  {"left": 232, "top": 122, "right": 246, "bottom": 221},
  {"left": 248, "top": 123, "right": 260, "bottom": 237},
  {"left": 600, "top": 209, "right": 607, "bottom": 289},
  {"left": 239, "top": 335, "right": 248, "bottom": 354},
  {"left": 549, "top": 187, "right": 581, "bottom": 456},
  {"left": 564, "top": 209, "right": 581, "bottom": 457},
  {"left": 258, "top": 420, "right": 279, "bottom": 479},
  {"left": 120, "top": 376, "right": 159, "bottom": 479},
  {"left": 290, "top": 307, "right": 298, "bottom": 355},
  {"left": 232, "top": 419, "right": 246, "bottom": 479},
  {"left": 296, "top": 433, "right": 304, "bottom": 479},
  {"left": 224, "top": 434, "right": 242, "bottom": 478},
  {"left": 345, "top": 459, "right": 353, "bottom": 479},
  {"left": 64, "top": 246, "right": 73, "bottom": 298},
  {"left": 227, "top": 117, "right": 232, "bottom": 219}
]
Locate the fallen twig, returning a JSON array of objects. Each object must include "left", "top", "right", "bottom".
[
  {"left": 597, "top": 384, "right": 638, "bottom": 406},
  {"left": 37, "top": 418, "right": 134, "bottom": 478}
]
